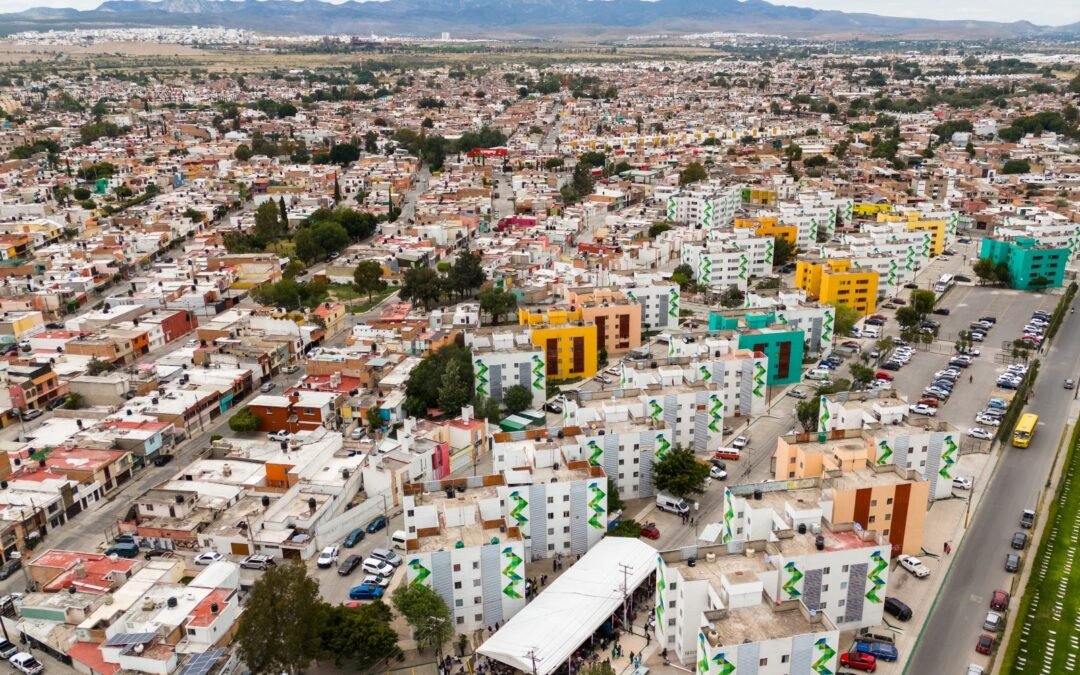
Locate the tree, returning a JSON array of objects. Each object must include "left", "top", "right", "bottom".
[
  {"left": 473, "top": 395, "right": 503, "bottom": 422},
  {"left": 1002, "top": 159, "right": 1031, "bottom": 174},
  {"left": 278, "top": 196, "right": 289, "bottom": 230},
  {"left": 648, "top": 222, "right": 672, "bottom": 239},
  {"left": 804, "top": 155, "right": 828, "bottom": 168},
  {"left": 234, "top": 144, "right": 253, "bottom": 161},
  {"left": 1030, "top": 275, "right": 1052, "bottom": 290},
  {"left": 366, "top": 406, "right": 383, "bottom": 432},
  {"left": 277, "top": 102, "right": 298, "bottom": 118},
  {"left": 85, "top": 358, "right": 111, "bottom": 376},
  {"left": 400, "top": 266, "right": 443, "bottom": 310},
  {"left": 391, "top": 583, "right": 453, "bottom": 656},
  {"left": 254, "top": 200, "right": 286, "bottom": 244},
  {"left": 828, "top": 302, "right": 860, "bottom": 340},
  {"left": 895, "top": 306, "right": 920, "bottom": 328},
  {"left": 229, "top": 407, "right": 261, "bottom": 433},
  {"left": 449, "top": 252, "right": 486, "bottom": 299},
  {"left": 570, "top": 162, "right": 594, "bottom": 198},
  {"left": 652, "top": 447, "right": 711, "bottom": 498},
  {"left": 437, "top": 359, "right": 472, "bottom": 416},
  {"left": 850, "top": 363, "right": 875, "bottom": 389},
  {"left": 910, "top": 289, "right": 936, "bottom": 317},
  {"left": 719, "top": 285, "right": 744, "bottom": 308},
  {"left": 796, "top": 398, "right": 820, "bottom": 432},
  {"left": 478, "top": 286, "right": 517, "bottom": 324},
  {"left": 772, "top": 237, "right": 796, "bottom": 267},
  {"left": 503, "top": 384, "right": 533, "bottom": 414},
  {"left": 678, "top": 161, "right": 707, "bottom": 186},
  {"left": 236, "top": 562, "right": 324, "bottom": 675},
  {"left": 671, "top": 263, "right": 695, "bottom": 290},
  {"left": 353, "top": 260, "right": 386, "bottom": 302},
  {"left": 318, "top": 602, "right": 401, "bottom": 669},
  {"left": 606, "top": 477, "right": 625, "bottom": 512},
  {"left": 579, "top": 662, "right": 617, "bottom": 675},
  {"left": 333, "top": 176, "right": 342, "bottom": 202},
  {"left": 364, "top": 130, "right": 379, "bottom": 154},
  {"left": 63, "top": 392, "right": 85, "bottom": 410},
  {"left": 293, "top": 229, "right": 325, "bottom": 264},
  {"left": 973, "top": 258, "right": 997, "bottom": 285}
]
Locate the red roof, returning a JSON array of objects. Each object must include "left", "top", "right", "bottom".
[
  {"left": 68, "top": 642, "right": 120, "bottom": 675},
  {"left": 187, "top": 589, "right": 233, "bottom": 628}
]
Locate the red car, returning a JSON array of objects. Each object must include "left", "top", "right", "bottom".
[
  {"left": 991, "top": 589, "right": 1009, "bottom": 611},
  {"left": 840, "top": 651, "right": 876, "bottom": 672},
  {"left": 916, "top": 398, "right": 941, "bottom": 408},
  {"left": 639, "top": 522, "right": 660, "bottom": 540},
  {"left": 976, "top": 633, "right": 995, "bottom": 655},
  {"left": 874, "top": 371, "right": 894, "bottom": 381}
]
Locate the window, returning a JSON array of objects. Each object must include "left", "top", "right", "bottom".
[
  {"left": 455, "top": 599, "right": 463, "bottom": 607},
  {"left": 838, "top": 599, "right": 846, "bottom": 607},
  {"left": 547, "top": 497, "right": 554, "bottom": 504},
  {"left": 548, "top": 544, "right": 555, "bottom": 551},
  {"left": 475, "top": 614, "right": 483, "bottom": 622},
  {"left": 564, "top": 526, "right": 571, "bottom": 533},
  {"left": 474, "top": 579, "right": 481, "bottom": 587},
  {"left": 823, "top": 567, "right": 830, "bottom": 574},
  {"left": 454, "top": 581, "right": 462, "bottom": 589},
  {"left": 822, "top": 585, "right": 829, "bottom": 592},
  {"left": 473, "top": 562, "right": 479, "bottom": 570},
  {"left": 887, "top": 497, "right": 893, "bottom": 505},
  {"left": 548, "top": 528, "right": 554, "bottom": 535},
  {"left": 782, "top": 655, "right": 790, "bottom": 664},
  {"left": 869, "top": 516, "right": 876, "bottom": 523},
  {"left": 453, "top": 564, "right": 461, "bottom": 572},
  {"left": 669, "top": 583, "right": 677, "bottom": 590},
  {"left": 668, "top": 600, "right": 676, "bottom": 608},
  {"left": 759, "top": 658, "right": 768, "bottom": 667},
  {"left": 668, "top": 619, "right": 676, "bottom": 627},
  {"left": 474, "top": 597, "right": 482, "bottom": 604},
  {"left": 564, "top": 495, "right": 570, "bottom": 502},
  {"left": 885, "top": 513, "right": 892, "bottom": 521},
  {"left": 841, "top": 581, "right": 848, "bottom": 590},
  {"left": 870, "top": 499, "right": 877, "bottom": 507},
  {"left": 549, "top": 513, "right": 555, "bottom": 520},
  {"left": 820, "top": 602, "right": 827, "bottom": 609},
  {"left": 457, "top": 616, "right": 465, "bottom": 625}
]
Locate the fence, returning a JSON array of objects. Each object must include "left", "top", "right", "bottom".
[{"left": 315, "top": 491, "right": 398, "bottom": 549}]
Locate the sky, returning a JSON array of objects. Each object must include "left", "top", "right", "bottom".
[{"left": 0, "top": 0, "right": 1078, "bottom": 26}]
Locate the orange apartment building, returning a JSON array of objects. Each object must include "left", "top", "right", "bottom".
[
  {"left": 4, "top": 362, "right": 62, "bottom": 414},
  {"left": 66, "top": 333, "right": 136, "bottom": 365},
  {"left": 248, "top": 389, "right": 339, "bottom": 434},
  {"left": 564, "top": 288, "right": 643, "bottom": 354}
]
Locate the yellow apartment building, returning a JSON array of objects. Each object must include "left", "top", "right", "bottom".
[
  {"left": 735, "top": 216, "right": 799, "bottom": 247},
  {"left": 794, "top": 258, "right": 878, "bottom": 315},
  {"left": 564, "top": 289, "right": 642, "bottom": 355},
  {"left": 877, "top": 213, "right": 948, "bottom": 257},
  {"left": 518, "top": 308, "right": 599, "bottom": 381}
]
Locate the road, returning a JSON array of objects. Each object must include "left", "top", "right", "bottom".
[{"left": 907, "top": 296, "right": 1080, "bottom": 674}]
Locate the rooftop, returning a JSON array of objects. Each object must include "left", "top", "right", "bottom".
[{"left": 708, "top": 604, "right": 827, "bottom": 647}]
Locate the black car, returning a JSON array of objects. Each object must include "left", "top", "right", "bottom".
[
  {"left": 710, "top": 458, "right": 727, "bottom": 470},
  {"left": 45, "top": 396, "right": 67, "bottom": 411},
  {"left": 543, "top": 402, "right": 563, "bottom": 414},
  {"left": 1012, "top": 531, "right": 1028, "bottom": 550},
  {"left": 144, "top": 548, "right": 172, "bottom": 560},
  {"left": 884, "top": 596, "right": 913, "bottom": 621},
  {"left": 152, "top": 453, "right": 175, "bottom": 466},
  {"left": 881, "top": 362, "right": 902, "bottom": 371},
  {"left": 979, "top": 316, "right": 998, "bottom": 324},
  {"left": 932, "top": 308, "right": 950, "bottom": 316},
  {"left": 0, "top": 559, "right": 20, "bottom": 581},
  {"left": 45, "top": 323, "right": 64, "bottom": 330},
  {"left": 904, "top": 282, "right": 919, "bottom": 289},
  {"left": 338, "top": 554, "right": 362, "bottom": 576},
  {"left": 1005, "top": 553, "right": 1021, "bottom": 573},
  {"left": 954, "top": 275, "right": 972, "bottom": 283}
]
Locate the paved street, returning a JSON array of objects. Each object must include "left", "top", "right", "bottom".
[{"left": 907, "top": 295, "right": 1080, "bottom": 674}]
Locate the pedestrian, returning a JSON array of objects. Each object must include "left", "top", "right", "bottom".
[
  {"left": 970, "top": 375, "right": 973, "bottom": 383},
  {"left": 629, "top": 652, "right": 635, "bottom": 664},
  {"left": 646, "top": 631, "right": 651, "bottom": 645},
  {"left": 553, "top": 559, "right": 558, "bottom": 572},
  {"left": 943, "top": 541, "right": 948, "bottom": 553}
]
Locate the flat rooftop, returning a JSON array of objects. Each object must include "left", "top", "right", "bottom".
[{"left": 708, "top": 604, "right": 824, "bottom": 647}]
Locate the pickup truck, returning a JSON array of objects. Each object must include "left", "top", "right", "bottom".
[
  {"left": 897, "top": 555, "right": 931, "bottom": 578},
  {"left": 855, "top": 640, "right": 899, "bottom": 662},
  {"left": 268, "top": 430, "right": 292, "bottom": 442},
  {"left": 732, "top": 435, "right": 750, "bottom": 449}
]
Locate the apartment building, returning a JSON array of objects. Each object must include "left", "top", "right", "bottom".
[
  {"left": 709, "top": 305, "right": 834, "bottom": 383},
  {"left": 564, "top": 288, "right": 643, "bottom": 355},
  {"left": 656, "top": 482, "right": 891, "bottom": 668},
  {"left": 401, "top": 461, "right": 606, "bottom": 631},
  {"left": 779, "top": 204, "right": 838, "bottom": 249},
  {"left": 979, "top": 236, "right": 1068, "bottom": 290},
  {"left": 664, "top": 183, "right": 743, "bottom": 228},
  {"left": 622, "top": 280, "right": 680, "bottom": 333},
  {"left": 469, "top": 332, "right": 546, "bottom": 409},
  {"left": 993, "top": 213, "right": 1080, "bottom": 261},
  {"left": 680, "top": 241, "right": 767, "bottom": 293},
  {"left": 795, "top": 258, "right": 879, "bottom": 315},
  {"left": 518, "top": 308, "right": 598, "bottom": 381}
]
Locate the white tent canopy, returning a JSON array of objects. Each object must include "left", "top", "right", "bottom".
[{"left": 477, "top": 537, "right": 657, "bottom": 675}]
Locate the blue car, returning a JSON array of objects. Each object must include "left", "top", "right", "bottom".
[
  {"left": 343, "top": 528, "right": 366, "bottom": 548},
  {"left": 855, "top": 640, "right": 898, "bottom": 662},
  {"left": 366, "top": 515, "right": 388, "bottom": 533},
  {"left": 349, "top": 584, "right": 384, "bottom": 601}
]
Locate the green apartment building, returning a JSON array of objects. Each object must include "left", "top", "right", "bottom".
[
  {"left": 709, "top": 311, "right": 805, "bottom": 385},
  {"left": 979, "top": 237, "right": 1067, "bottom": 291}
]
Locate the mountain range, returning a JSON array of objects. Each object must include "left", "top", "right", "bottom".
[{"left": 1, "top": 0, "right": 1079, "bottom": 39}]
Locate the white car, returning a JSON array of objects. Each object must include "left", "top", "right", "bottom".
[
  {"left": 897, "top": 554, "right": 931, "bottom": 578},
  {"left": 185, "top": 339, "right": 200, "bottom": 348},
  {"left": 361, "top": 558, "right": 395, "bottom": 577},
  {"left": 909, "top": 404, "right": 938, "bottom": 416},
  {"left": 267, "top": 430, "right": 291, "bottom": 442},
  {"left": 976, "top": 415, "right": 1002, "bottom": 427},
  {"left": 953, "top": 477, "right": 974, "bottom": 490},
  {"left": 194, "top": 551, "right": 223, "bottom": 565},
  {"left": 317, "top": 546, "right": 340, "bottom": 569},
  {"left": 710, "top": 465, "right": 728, "bottom": 480},
  {"left": 9, "top": 653, "right": 42, "bottom": 675},
  {"left": 967, "top": 427, "right": 993, "bottom": 441},
  {"left": 361, "top": 574, "right": 391, "bottom": 589},
  {"left": 732, "top": 435, "right": 750, "bottom": 449}
]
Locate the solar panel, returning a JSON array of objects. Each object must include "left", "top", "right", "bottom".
[
  {"left": 180, "top": 648, "right": 225, "bottom": 675},
  {"left": 103, "top": 632, "right": 157, "bottom": 647}
]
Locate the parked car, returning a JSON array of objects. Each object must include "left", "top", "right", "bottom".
[
  {"left": 361, "top": 574, "right": 391, "bottom": 589},
  {"left": 975, "top": 415, "right": 1002, "bottom": 427},
  {"left": 1011, "top": 531, "right": 1028, "bottom": 550},
  {"left": 350, "top": 427, "right": 366, "bottom": 440},
  {"left": 1021, "top": 509, "right": 1036, "bottom": 529},
  {"left": 990, "top": 589, "right": 1009, "bottom": 611},
  {"left": 856, "top": 630, "right": 895, "bottom": 645},
  {"left": 370, "top": 548, "right": 402, "bottom": 567},
  {"left": 967, "top": 428, "right": 993, "bottom": 441},
  {"left": 0, "top": 640, "right": 16, "bottom": 659},
  {"left": 897, "top": 555, "right": 931, "bottom": 578},
  {"left": 348, "top": 583, "right": 384, "bottom": 601},
  {"left": 975, "top": 633, "right": 995, "bottom": 655},
  {"left": 194, "top": 551, "right": 224, "bottom": 565},
  {"left": 152, "top": 452, "right": 174, "bottom": 466},
  {"left": 1005, "top": 553, "right": 1021, "bottom": 573},
  {"left": 909, "top": 404, "right": 938, "bottom": 417},
  {"left": 282, "top": 364, "right": 300, "bottom": 374},
  {"left": 20, "top": 409, "right": 42, "bottom": 421},
  {"left": 639, "top": 522, "right": 661, "bottom": 540},
  {"left": 337, "top": 555, "right": 362, "bottom": 576},
  {"left": 710, "top": 465, "right": 727, "bottom": 480},
  {"left": 954, "top": 275, "right": 972, "bottom": 283},
  {"left": 259, "top": 382, "right": 276, "bottom": 393},
  {"left": 874, "top": 371, "right": 893, "bottom": 381},
  {"left": 9, "top": 652, "right": 42, "bottom": 675},
  {"left": 144, "top": 548, "right": 172, "bottom": 560},
  {"left": 343, "top": 528, "right": 366, "bottom": 547},
  {"left": 932, "top": 308, "right": 951, "bottom": 316},
  {"left": 0, "top": 559, "right": 20, "bottom": 580},
  {"left": 361, "top": 558, "right": 395, "bottom": 577},
  {"left": 1067, "top": 379, "right": 1075, "bottom": 390},
  {"left": 366, "top": 515, "right": 388, "bottom": 533},
  {"left": 952, "top": 477, "right": 973, "bottom": 490},
  {"left": 884, "top": 596, "right": 912, "bottom": 621},
  {"left": 788, "top": 388, "right": 808, "bottom": 399},
  {"left": 240, "top": 555, "right": 275, "bottom": 570},
  {"left": 732, "top": 435, "right": 750, "bottom": 449},
  {"left": 854, "top": 640, "right": 898, "bottom": 662},
  {"left": 267, "top": 430, "right": 291, "bottom": 442},
  {"left": 544, "top": 402, "right": 563, "bottom": 414},
  {"left": 317, "top": 546, "right": 340, "bottom": 569},
  {"left": 984, "top": 611, "right": 1003, "bottom": 632},
  {"left": 839, "top": 651, "right": 877, "bottom": 672}
]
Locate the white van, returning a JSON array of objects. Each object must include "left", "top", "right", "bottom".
[
  {"left": 656, "top": 491, "right": 689, "bottom": 515},
  {"left": 863, "top": 325, "right": 881, "bottom": 339},
  {"left": 806, "top": 368, "right": 831, "bottom": 381},
  {"left": 390, "top": 530, "right": 408, "bottom": 550}
]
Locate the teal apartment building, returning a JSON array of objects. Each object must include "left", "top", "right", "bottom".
[{"left": 979, "top": 237, "right": 1068, "bottom": 291}]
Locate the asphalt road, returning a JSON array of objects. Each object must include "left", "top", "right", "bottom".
[{"left": 907, "top": 295, "right": 1080, "bottom": 674}]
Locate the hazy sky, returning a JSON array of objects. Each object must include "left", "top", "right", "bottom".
[{"left": 0, "top": 0, "right": 1078, "bottom": 26}]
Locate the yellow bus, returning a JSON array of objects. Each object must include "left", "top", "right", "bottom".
[{"left": 1012, "top": 413, "right": 1039, "bottom": 448}]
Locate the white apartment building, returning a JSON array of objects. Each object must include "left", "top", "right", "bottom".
[
  {"left": 401, "top": 464, "right": 607, "bottom": 631},
  {"left": 468, "top": 332, "right": 546, "bottom": 409},
  {"left": 656, "top": 483, "right": 890, "bottom": 668},
  {"left": 623, "top": 281, "right": 681, "bottom": 333},
  {"left": 996, "top": 215, "right": 1080, "bottom": 261},
  {"left": 680, "top": 242, "right": 763, "bottom": 292},
  {"left": 665, "top": 183, "right": 743, "bottom": 228},
  {"left": 820, "top": 391, "right": 957, "bottom": 500},
  {"left": 780, "top": 204, "right": 838, "bottom": 249}
]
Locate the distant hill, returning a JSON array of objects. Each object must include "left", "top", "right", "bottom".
[{"left": 0, "top": 0, "right": 1074, "bottom": 39}]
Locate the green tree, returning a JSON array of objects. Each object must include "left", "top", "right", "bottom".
[
  {"left": 973, "top": 258, "right": 997, "bottom": 285},
  {"left": 293, "top": 229, "right": 325, "bottom": 264},
  {"left": 671, "top": 263, "right": 695, "bottom": 290},
  {"left": 828, "top": 302, "right": 860, "bottom": 339},
  {"left": 478, "top": 286, "right": 518, "bottom": 324},
  {"left": 895, "top": 306, "right": 920, "bottom": 328},
  {"left": 850, "top": 363, "right": 875, "bottom": 388},
  {"left": 678, "top": 161, "right": 708, "bottom": 186},
  {"left": 570, "top": 161, "right": 594, "bottom": 198},
  {"left": 910, "top": 289, "right": 936, "bottom": 317},
  {"left": 648, "top": 222, "right": 672, "bottom": 239},
  {"left": 579, "top": 662, "right": 617, "bottom": 675},
  {"left": 85, "top": 358, "right": 112, "bottom": 376},
  {"left": 254, "top": 200, "right": 286, "bottom": 244},
  {"left": 1002, "top": 159, "right": 1031, "bottom": 174},
  {"left": 804, "top": 155, "right": 828, "bottom": 168},
  {"left": 363, "top": 130, "right": 379, "bottom": 154},
  {"left": 234, "top": 144, "right": 253, "bottom": 161},
  {"left": 63, "top": 392, "right": 85, "bottom": 410},
  {"left": 503, "top": 384, "right": 533, "bottom": 414},
  {"left": 772, "top": 236, "right": 796, "bottom": 267},
  {"left": 278, "top": 197, "right": 289, "bottom": 230},
  {"left": 1030, "top": 275, "right": 1052, "bottom": 290},
  {"left": 366, "top": 406, "right": 383, "bottom": 432},
  {"left": 473, "top": 395, "right": 503, "bottom": 422},
  {"left": 449, "top": 252, "right": 487, "bottom": 299},
  {"left": 400, "top": 266, "right": 443, "bottom": 310},
  {"left": 796, "top": 398, "right": 820, "bottom": 432},
  {"left": 236, "top": 562, "right": 324, "bottom": 675},
  {"left": 437, "top": 360, "right": 472, "bottom": 416},
  {"left": 352, "top": 260, "right": 386, "bottom": 302},
  {"left": 652, "top": 447, "right": 711, "bottom": 498},
  {"left": 719, "top": 285, "right": 744, "bottom": 308},
  {"left": 391, "top": 583, "right": 453, "bottom": 657},
  {"left": 328, "top": 143, "right": 361, "bottom": 165},
  {"left": 229, "top": 407, "right": 261, "bottom": 433},
  {"left": 606, "top": 477, "right": 625, "bottom": 513},
  {"left": 318, "top": 602, "right": 401, "bottom": 669}
]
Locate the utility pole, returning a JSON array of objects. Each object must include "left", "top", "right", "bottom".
[
  {"left": 526, "top": 648, "right": 538, "bottom": 675},
  {"left": 618, "top": 562, "right": 633, "bottom": 634}
]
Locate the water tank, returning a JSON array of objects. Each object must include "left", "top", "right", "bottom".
[
  {"left": 167, "top": 597, "right": 178, "bottom": 608},
  {"left": 210, "top": 603, "right": 219, "bottom": 614},
  {"left": 815, "top": 535, "right": 825, "bottom": 551},
  {"left": 261, "top": 496, "right": 271, "bottom": 508},
  {"left": 797, "top": 523, "right": 807, "bottom": 535},
  {"left": 753, "top": 489, "right": 763, "bottom": 501}
]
